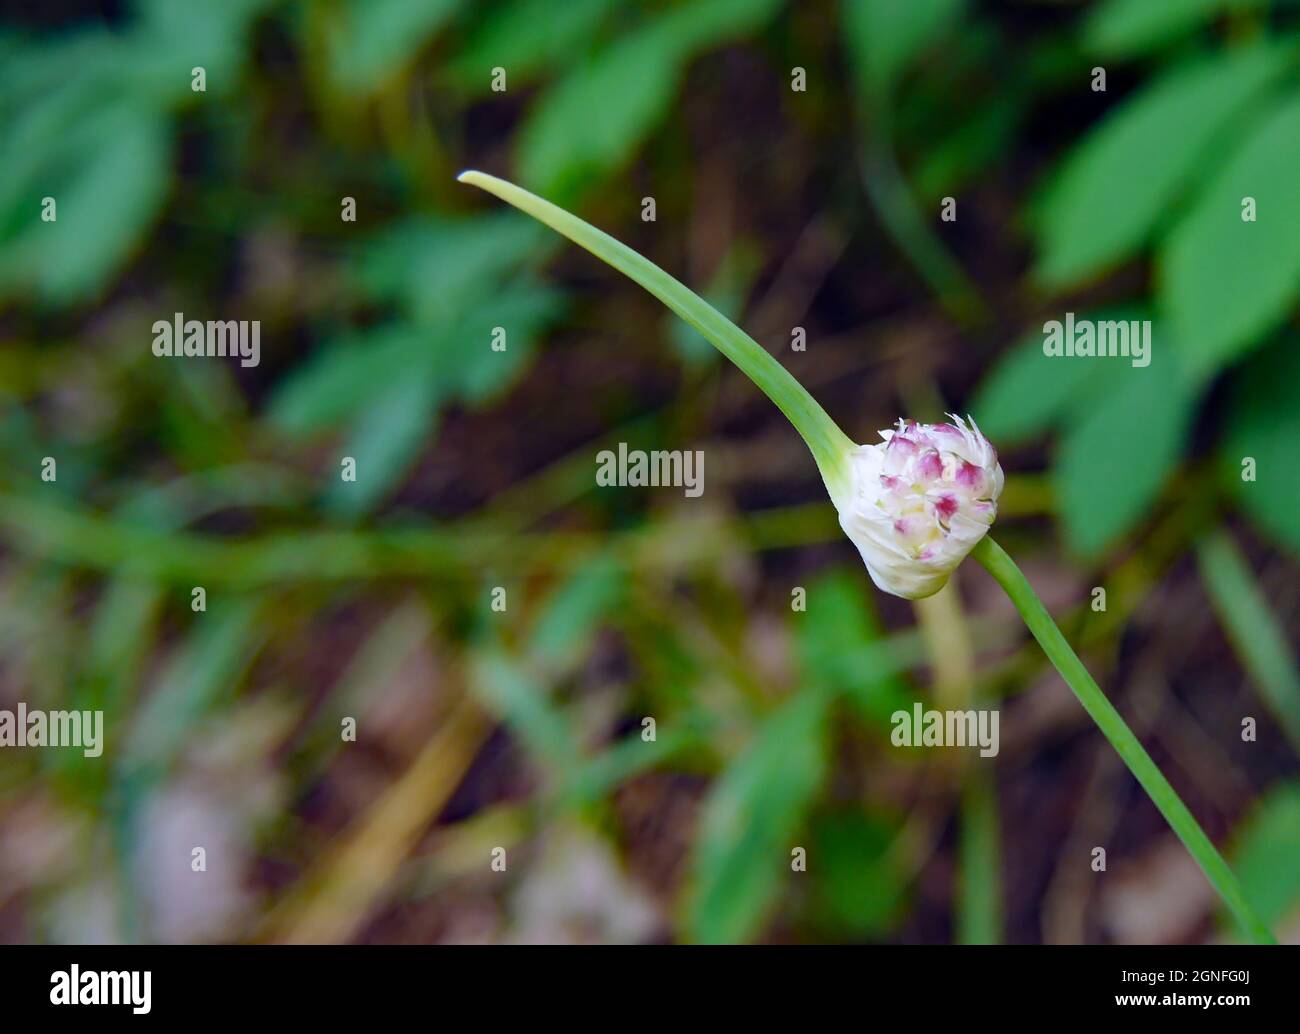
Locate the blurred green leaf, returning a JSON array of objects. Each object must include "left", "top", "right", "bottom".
[
  {"left": 1160, "top": 88, "right": 1300, "bottom": 376},
  {"left": 132, "top": 0, "right": 273, "bottom": 94},
  {"left": 656, "top": 0, "right": 783, "bottom": 53},
  {"left": 54, "top": 577, "right": 163, "bottom": 797},
  {"left": 270, "top": 324, "right": 428, "bottom": 434},
  {"left": 356, "top": 214, "right": 547, "bottom": 326},
  {"left": 274, "top": 286, "right": 560, "bottom": 514},
  {"left": 1034, "top": 44, "right": 1289, "bottom": 288},
  {"left": 1086, "top": 0, "right": 1269, "bottom": 58},
  {"left": 472, "top": 650, "right": 579, "bottom": 775},
  {"left": 842, "top": 0, "right": 967, "bottom": 103},
  {"left": 560, "top": 719, "right": 709, "bottom": 809},
  {"left": 527, "top": 554, "right": 625, "bottom": 668},
  {"left": 271, "top": 211, "right": 563, "bottom": 514},
  {"left": 798, "top": 569, "right": 910, "bottom": 728},
  {"left": 1196, "top": 531, "right": 1300, "bottom": 751},
  {"left": 327, "top": 0, "right": 465, "bottom": 92},
  {"left": 274, "top": 278, "right": 559, "bottom": 435},
  {"left": 1221, "top": 337, "right": 1300, "bottom": 557},
  {"left": 971, "top": 328, "right": 1110, "bottom": 445},
  {"left": 122, "top": 599, "right": 266, "bottom": 769},
  {"left": 517, "top": 30, "right": 682, "bottom": 199},
  {"left": 971, "top": 306, "right": 1146, "bottom": 444},
  {"left": 324, "top": 372, "right": 439, "bottom": 516},
  {"left": 807, "top": 809, "right": 907, "bottom": 938},
  {"left": 1053, "top": 342, "right": 1198, "bottom": 558},
  {"left": 446, "top": 279, "right": 564, "bottom": 401},
  {"left": 912, "top": 93, "right": 1021, "bottom": 201},
  {"left": 1226, "top": 782, "right": 1300, "bottom": 933},
  {"left": 685, "top": 689, "right": 828, "bottom": 943},
  {"left": 517, "top": 0, "right": 781, "bottom": 198},
  {"left": 0, "top": 103, "right": 169, "bottom": 304},
  {"left": 0, "top": 1, "right": 275, "bottom": 304},
  {"left": 448, "top": 0, "right": 618, "bottom": 92}
]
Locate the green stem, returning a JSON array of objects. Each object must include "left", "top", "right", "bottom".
[
  {"left": 958, "top": 767, "right": 1002, "bottom": 945},
  {"left": 457, "top": 171, "right": 856, "bottom": 504},
  {"left": 972, "top": 536, "right": 1275, "bottom": 944}
]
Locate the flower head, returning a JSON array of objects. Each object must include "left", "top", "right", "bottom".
[{"left": 835, "top": 415, "right": 1003, "bottom": 599}]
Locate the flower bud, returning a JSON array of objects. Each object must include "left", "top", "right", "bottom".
[{"left": 835, "top": 415, "right": 1004, "bottom": 599}]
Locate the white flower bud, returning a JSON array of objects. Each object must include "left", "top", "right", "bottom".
[{"left": 835, "top": 415, "right": 1004, "bottom": 599}]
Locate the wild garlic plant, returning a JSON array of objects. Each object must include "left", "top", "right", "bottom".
[{"left": 458, "top": 170, "right": 1275, "bottom": 945}]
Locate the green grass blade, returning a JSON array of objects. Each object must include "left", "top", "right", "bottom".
[
  {"left": 457, "top": 170, "right": 855, "bottom": 502},
  {"left": 1196, "top": 530, "right": 1300, "bottom": 754}
]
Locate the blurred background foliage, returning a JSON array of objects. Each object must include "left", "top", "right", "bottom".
[{"left": 0, "top": 0, "right": 1297, "bottom": 944}]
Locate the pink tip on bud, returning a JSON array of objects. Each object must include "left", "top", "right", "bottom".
[{"left": 835, "top": 414, "right": 1004, "bottom": 599}]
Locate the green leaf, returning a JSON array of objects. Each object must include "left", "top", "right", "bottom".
[
  {"left": 798, "top": 569, "right": 910, "bottom": 728},
  {"left": 132, "top": 0, "right": 273, "bottom": 94},
  {"left": 449, "top": 0, "right": 618, "bottom": 92},
  {"left": 1085, "top": 0, "right": 1269, "bottom": 58},
  {"left": 471, "top": 650, "right": 579, "bottom": 776},
  {"left": 516, "top": 0, "right": 781, "bottom": 199},
  {"left": 1034, "top": 45, "right": 1289, "bottom": 288},
  {"left": 327, "top": 0, "right": 465, "bottom": 92},
  {"left": 912, "top": 92, "right": 1021, "bottom": 202},
  {"left": 457, "top": 171, "right": 855, "bottom": 504},
  {"left": 273, "top": 216, "right": 560, "bottom": 420},
  {"left": 273, "top": 280, "right": 560, "bottom": 513},
  {"left": 516, "top": 29, "right": 682, "bottom": 200},
  {"left": 655, "top": 0, "right": 783, "bottom": 52},
  {"left": 685, "top": 690, "right": 828, "bottom": 943},
  {"left": 1221, "top": 336, "right": 1300, "bottom": 556},
  {"left": 355, "top": 213, "right": 547, "bottom": 326},
  {"left": 971, "top": 305, "right": 1148, "bottom": 444},
  {"left": 0, "top": 103, "right": 169, "bottom": 304},
  {"left": 971, "top": 329, "right": 1109, "bottom": 445},
  {"left": 122, "top": 599, "right": 266, "bottom": 768},
  {"left": 560, "top": 720, "right": 706, "bottom": 809},
  {"left": 324, "top": 372, "right": 440, "bottom": 517},
  {"left": 841, "top": 0, "right": 967, "bottom": 102},
  {"left": 1226, "top": 783, "right": 1300, "bottom": 933},
  {"left": 269, "top": 325, "right": 427, "bottom": 434},
  {"left": 527, "top": 554, "right": 625, "bottom": 668},
  {"left": 1196, "top": 531, "right": 1300, "bottom": 752},
  {"left": 1053, "top": 339, "right": 1198, "bottom": 558},
  {"left": 446, "top": 280, "right": 564, "bottom": 402},
  {"left": 1160, "top": 88, "right": 1300, "bottom": 376},
  {"left": 807, "top": 810, "right": 907, "bottom": 938}
]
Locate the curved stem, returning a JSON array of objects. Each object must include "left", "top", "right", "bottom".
[
  {"left": 972, "top": 536, "right": 1275, "bottom": 944},
  {"left": 457, "top": 170, "right": 856, "bottom": 505}
]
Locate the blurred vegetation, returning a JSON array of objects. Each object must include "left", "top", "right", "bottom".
[{"left": 0, "top": 0, "right": 1297, "bottom": 944}]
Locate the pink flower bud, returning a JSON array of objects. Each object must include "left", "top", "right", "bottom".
[{"left": 836, "top": 415, "right": 1004, "bottom": 599}]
